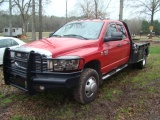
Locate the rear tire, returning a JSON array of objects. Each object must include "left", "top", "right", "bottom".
[
  {"left": 74, "top": 68, "right": 99, "bottom": 104},
  {"left": 135, "top": 52, "right": 146, "bottom": 69}
]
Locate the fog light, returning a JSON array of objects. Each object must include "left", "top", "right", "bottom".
[{"left": 39, "top": 86, "right": 45, "bottom": 91}]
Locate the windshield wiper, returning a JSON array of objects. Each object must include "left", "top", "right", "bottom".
[
  {"left": 63, "top": 34, "right": 88, "bottom": 40},
  {"left": 51, "top": 34, "right": 62, "bottom": 37}
]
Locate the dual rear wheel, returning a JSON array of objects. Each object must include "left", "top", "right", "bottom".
[{"left": 134, "top": 52, "right": 146, "bottom": 69}]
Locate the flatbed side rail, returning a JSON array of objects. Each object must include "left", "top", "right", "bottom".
[{"left": 128, "top": 42, "right": 150, "bottom": 64}]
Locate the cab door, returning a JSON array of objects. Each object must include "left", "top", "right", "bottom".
[
  {"left": 116, "top": 23, "right": 130, "bottom": 64},
  {"left": 101, "top": 23, "right": 124, "bottom": 74}
]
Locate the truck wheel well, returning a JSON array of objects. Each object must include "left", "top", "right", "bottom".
[{"left": 84, "top": 60, "right": 102, "bottom": 81}]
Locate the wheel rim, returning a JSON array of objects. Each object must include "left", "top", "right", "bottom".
[
  {"left": 143, "top": 56, "right": 146, "bottom": 66},
  {"left": 85, "top": 76, "right": 97, "bottom": 98}
]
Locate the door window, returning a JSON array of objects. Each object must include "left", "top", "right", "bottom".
[
  {"left": 105, "top": 24, "right": 117, "bottom": 37},
  {"left": 117, "top": 24, "right": 127, "bottom": 39},
  {"left": 4, "top": 29, "right": 8, "bottom": 32},
  {"left": 10, "top": 39, "right": 19, "bottom": 46},
  {"left": 0, "top": 39, "right": 19, "bottom": 48}
]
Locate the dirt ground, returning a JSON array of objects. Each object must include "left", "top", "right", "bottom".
[{"left": 0, "top": 42, "right": 160, "bottom": 120}]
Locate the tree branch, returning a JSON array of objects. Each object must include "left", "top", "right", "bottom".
[
  {"left": 0, "top": 0, "right": 4, "bottom": 4},
  {"left": 137, "top": 0, "right": 152, "bottom": 11}
]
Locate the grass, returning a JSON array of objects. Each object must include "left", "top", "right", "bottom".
[
  {"left": 1, "top": 32, "right": 160, "bottom": 42},
  {"left": 0, "top": 44, "right": 160, "bottom": 119},
  {"left": 0, "top": 32, "right": 50, "bottom": 43},
  {"left": 150, "top": 46, "right": 160, "bottom": 54},
  {"left": 99, "top": 87, "right": 122, "bottom": 100},
  {"left": 133, "top": 35, "right": 160, "bottom": 41},
  {"left": 0, "top": 93, "right": 16, "bottom": 108},
  {"left": 0, "top": 32, "right": 50, "bottom": 37},
  {"left": 26, "top": 32, "right": 50, "bottom": 38},
  {"left": 116, "top": 107, "right": 134, "bottom": 119},
  {"left": 10, "top": 116, "right": 22, "bottom": 120},
  {"left": 20, "top": 32, "right": 50, "bottom": 43}
]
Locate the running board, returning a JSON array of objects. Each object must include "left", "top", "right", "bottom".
[{"left": 102, "top": 64, "right": 128, "bottom": 80}]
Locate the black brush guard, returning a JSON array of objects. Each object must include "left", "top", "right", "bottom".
[{"left": 3, "top": 48, "right": 82, "bottom": 94}]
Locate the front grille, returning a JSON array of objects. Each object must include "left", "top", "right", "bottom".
[
  {"left": 15, "top": 52, "right": 29, "bottom": 70},
  {"left": 15, "top": 61, "right": 27, "bottom": 69},
  {"left": 34, "top": 54, "right": 47, "bottom": 72},
  {"left": 15, "top": 52, "right": 28, "bottom": 59},
  {"left": 14, "top": 51, "right": 47, "bottom": 72}
]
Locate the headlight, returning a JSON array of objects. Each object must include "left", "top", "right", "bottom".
[
  {"left": 47, "top": 56, "right": 82, "bottom": 72},
  {"left": 10, "top": 51, "right": 15, "bottom": 58}
]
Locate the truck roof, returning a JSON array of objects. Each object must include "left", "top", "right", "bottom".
[{"left": 70, "top": 19, "right": 123, "bottom": 24}]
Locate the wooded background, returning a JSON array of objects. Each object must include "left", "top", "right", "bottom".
[{"left": 0, "top": 0, "right": 160, "bottom": 39}]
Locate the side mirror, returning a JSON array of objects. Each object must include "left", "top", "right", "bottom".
[{"left": 104, "top": 32, "right": 123, "bottom": 42}]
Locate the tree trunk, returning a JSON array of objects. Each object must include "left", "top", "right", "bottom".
[
  {"left": 151, "top": 11, "right": 154, "bottom": 25},
  {"left": 149, "top": 10, "right": 154, "bottom": 39},
  {"left": 22, "top": 19, "right": 26, "bottom": 35},
  {"left": 119, "top": 0, "right": 123, "bottom": 21},
  {"left": 0, "top": 0, "right": 4, "bottom": 5},
  {"left": 39, "top": 0, "right": 42, "bottom": 39},
  {"left": 9, "top": 0, "right": 12, "bottom": 36},
  {"left": 94, "top": 0, "right": 98, "bottom": 19},
  {"left": 32, "top": 0, "right": 36, "bottom": 40}
]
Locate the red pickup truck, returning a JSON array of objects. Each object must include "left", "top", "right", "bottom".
[{"left": 3, "top": 20, "right": 150, "bottom": 104}]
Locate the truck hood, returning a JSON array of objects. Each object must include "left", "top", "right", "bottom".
[{"left": 16, "top": 37, "right": 98, "bottom": 58}]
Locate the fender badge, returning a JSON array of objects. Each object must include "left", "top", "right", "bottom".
[
  {"left": 104, "top": 50, "right": 108, "bottom": 55},
  {"left": 101, "top": 50, "right": 108, "bottom": 55}
]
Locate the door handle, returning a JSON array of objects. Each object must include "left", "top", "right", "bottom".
[{"left": 117, "top": 44, "right": 121, "bottom": 47}]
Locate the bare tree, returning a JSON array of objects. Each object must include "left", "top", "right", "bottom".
[
  {"left": 76, "top": 0, "right": 111, "bottom": 19},
  {"left": 13, "top": 0, "right": 32, "bottom": 35},
  {"left": 78, "top": 0, "right": 93, "bottom": 18},
  {"left": 38, "top": 0, "right": 50, "bottom": 39},
  {"left": 130, "top": 0, "right": 160, "bottom": 39},
  {"left": 9, "top": 0, "right": 12, "bottom": 36},
  {"left": 32, "top": 0, "right": 36, "bottom": 40},
  {"left": 0, "top": 0, "right": 4, "bottom": 5},
  {"left": 94, "top": 0, "right": 98, "bottom": 18},
  {"left": 133, "top": 0, "right": 160, "bottom": 25},
  {"left": 125, "top": 18, "right": 143, "bottom": 34},
  {"left": 38, "top": 0, "right": 42, "bottom": 39}
]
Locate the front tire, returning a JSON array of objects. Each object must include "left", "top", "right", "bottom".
[{"left": 74, "top": 68, "right": 99, "bottom": 104}]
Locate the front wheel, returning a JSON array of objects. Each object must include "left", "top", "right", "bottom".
[{"left": 74, "top": 68, "right": 99, "bottom": 104}]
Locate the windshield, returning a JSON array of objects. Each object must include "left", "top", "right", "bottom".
[{"left": 51, "top": 21, "right": 104, "bottom": 40}]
